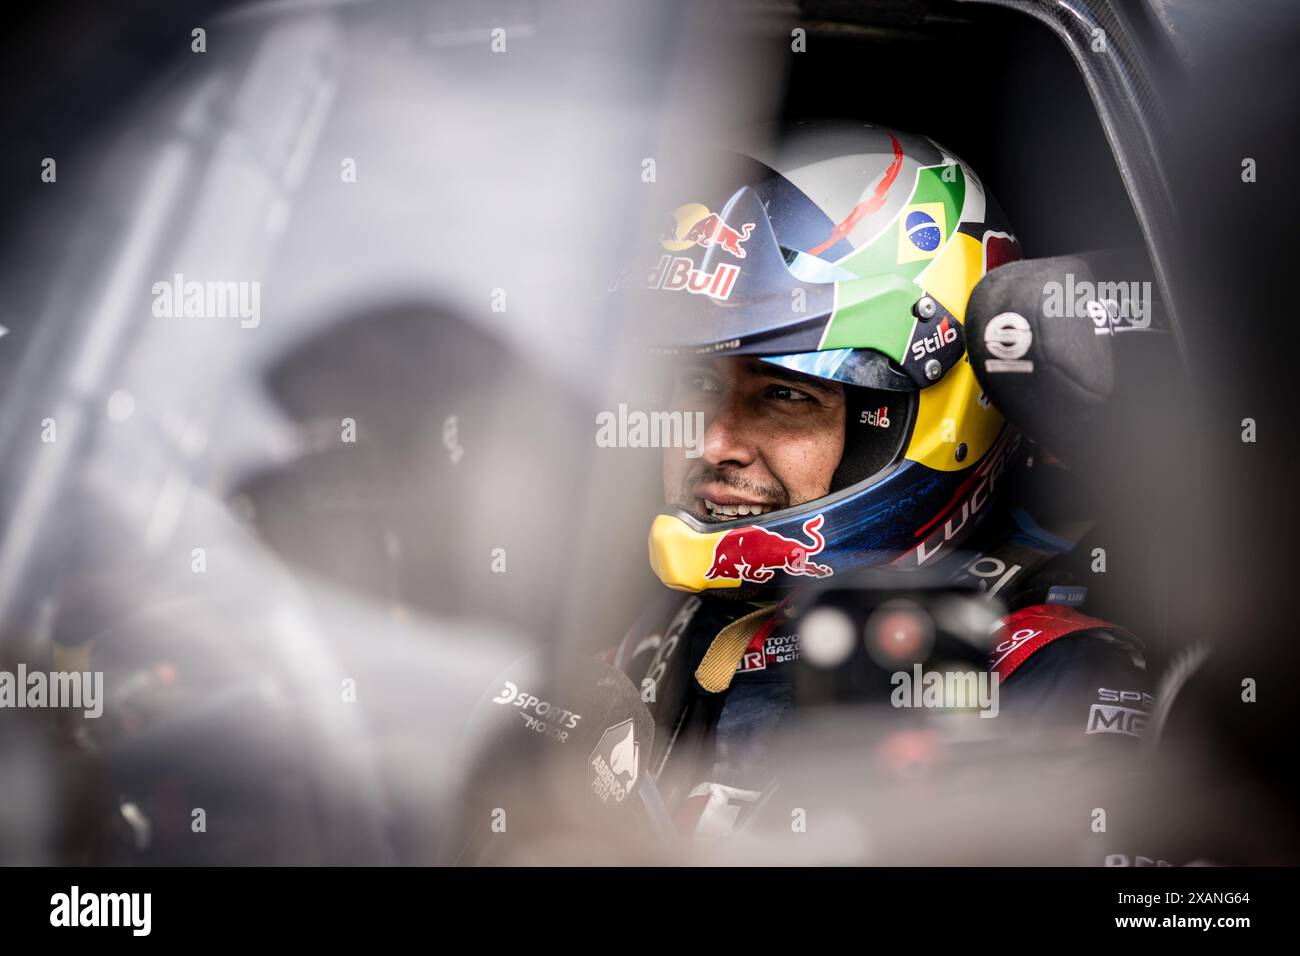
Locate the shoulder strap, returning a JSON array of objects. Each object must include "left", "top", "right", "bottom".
[
  {"left": 693, "top": 601, "right": 786, "bottom": 694},
  {"left": 989, "top": 603, "right": 1139, "bottom": 681}
]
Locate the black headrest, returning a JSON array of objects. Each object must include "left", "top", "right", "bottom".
[{"left": 965, "top": 250, "right": 1164, "bottom": 468}]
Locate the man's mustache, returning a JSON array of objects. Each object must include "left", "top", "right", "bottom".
[{"left": 686, "top": 467, "right": 788, "bottom": 507}]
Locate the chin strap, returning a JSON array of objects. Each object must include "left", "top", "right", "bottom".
[{"left": 694, "top": 598, "right": 791, "bottom": 693}]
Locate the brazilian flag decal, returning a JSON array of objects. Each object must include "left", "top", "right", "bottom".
[
  {"left": 897, "top": 202, "right": 947, "bottom": 263},
  {"left": 818, "top": 164, "right": 965, "bottom": 359}
]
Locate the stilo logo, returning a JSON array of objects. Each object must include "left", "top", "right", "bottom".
[
  {"left": 705, "top": 514, "right": 833, "bottom": 584},
  {"left": 909, "top": 317, "right": 957, "bottom": 361},
  {"left": 860, "top": 406, "right": 891, "bottom": 428},
  {"left": 661, "top": 203, "right": 755, "bottom": 259},
  {"left": 589, "top": 719, "right": 639, "bottom": 804}
]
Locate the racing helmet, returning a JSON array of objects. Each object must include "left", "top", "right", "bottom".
[{"left": 618, "top": 121, "right": 1024, "bottom": 592}]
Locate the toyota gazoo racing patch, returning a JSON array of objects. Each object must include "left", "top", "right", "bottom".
[{"left": 737, "top": 628, "right": 800, "bottom": 674}]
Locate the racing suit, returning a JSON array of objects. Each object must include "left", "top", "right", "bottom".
[{"left": 606, "top": 456, "right": 1155, "bottom": 842}]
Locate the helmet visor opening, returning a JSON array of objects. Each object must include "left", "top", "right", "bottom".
[{"left": 761, "top": 348, "right": 914, "bottom": 392}]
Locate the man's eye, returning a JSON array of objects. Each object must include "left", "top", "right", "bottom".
[
  {"left": 679, "top": 371, "right": 721, "bottom": 392},
  {"left": 766, "top": 384, "right": 814, "bottom": 402}
]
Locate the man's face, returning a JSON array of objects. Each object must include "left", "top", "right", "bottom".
[{"left": 663, "top": 357, "right": 846, "bottom": 523}]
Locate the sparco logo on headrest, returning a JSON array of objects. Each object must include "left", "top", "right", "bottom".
[
  {"left": 589, "top": 719, "right": 639, "bottom": 804},
  {"left": 492, "top": 681, "right": 582, "bottom": 743}
]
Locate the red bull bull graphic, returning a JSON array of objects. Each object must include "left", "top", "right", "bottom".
[
  {"left": 661, "top": 204, "right": 755, "bottom": 259},
  {"left": 704, "top": 514, "right": 833, "bottom": 584},
  {"left": 682, "top": 212, "right": 755, "bottom": 259}
]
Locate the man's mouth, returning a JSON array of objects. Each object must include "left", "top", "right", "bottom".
[{"left": 696, "top": 497, "right": 777, "bottom": 522}]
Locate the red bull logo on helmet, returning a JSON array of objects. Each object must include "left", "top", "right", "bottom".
[
  {"left": 606, "top": 202, "right": 752, "bottom": 300},
  {"left": 609, "top": 253, "right": 741, "bottom": 300},
  {"left": 661, "top": 203, "right": 756, "bottom": 259},
  {"left": 705, "top": 514, "right": 833, "bottom": 584}
]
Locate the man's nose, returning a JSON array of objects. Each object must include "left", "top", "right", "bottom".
[{"left": 700, "top": 395, "right": 756, "bottom": 469}]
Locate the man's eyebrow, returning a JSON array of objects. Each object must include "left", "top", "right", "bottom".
[{"left": 744, "top": 359, "right": 839, "bottom": 397}]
